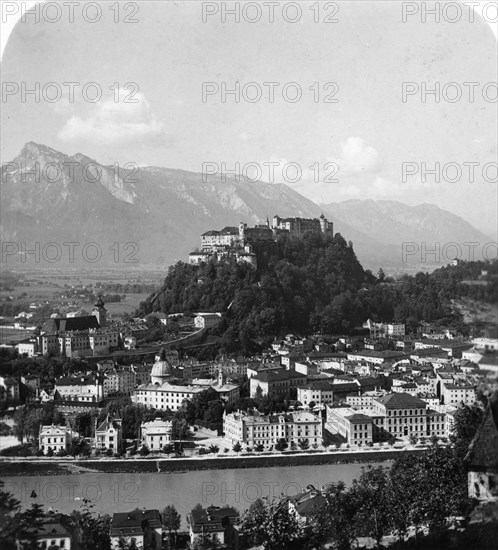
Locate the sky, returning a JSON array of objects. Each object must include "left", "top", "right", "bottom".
[{"left": 1, "top": 0, "right": 497, "bottom": 236}]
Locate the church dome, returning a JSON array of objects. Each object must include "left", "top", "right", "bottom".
[{"left": 150, "top": 349, "right": 173, "bottom": 384}]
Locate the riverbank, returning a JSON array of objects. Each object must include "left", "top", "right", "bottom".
[{"left": 0, "top": 448, "right": 422, "bottom": 476}]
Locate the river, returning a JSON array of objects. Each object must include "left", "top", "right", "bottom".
[{"left": 1, "top": 461, "right": 387, "bottom": 527}]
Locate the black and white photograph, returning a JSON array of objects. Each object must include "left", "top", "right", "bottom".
[{"left": 0, "top": 1, "right": 497, "bottom": 549}]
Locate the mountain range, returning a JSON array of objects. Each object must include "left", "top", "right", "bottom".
[{"left": 1, "top": 142, "right": 491, "bottom": 272}]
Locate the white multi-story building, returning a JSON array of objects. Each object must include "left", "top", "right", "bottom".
[
  {"left": 297, "top": 382, "right": 335, "bottom": 407},
  {"left": 426, "top": 409, "right": 447, "bottom": 438},
  {"left": 103, "top": 367, "right": 136, "bottom": 397},
  {"left": 17, "top": 339, "right": 38, "bottom": 357},
  {"left": 39, "top": 425, "right": 75, "bottom": 455},
  {"left": 140, "top": 418, "right": 173, "bottom": 451},
  {"left": 249, "top": 369, "right": 307, "bottom": 398},
  {"left": 55, "top": 375, "right": 103, "bottom": 403},
  {"left": 133, "top": 370, "right": 239, "bottom": 412},
  {"left": 224, "top": 410, "right": 322, "bottom": 448},
  {"left": 325, "top": 406, "right": 376, "bottom": 445},
  {"left": 440, "top": 382, "right": 476, "bottom": 406},
  {"left": 372, "top": 393, "right": 428, "bottom": 440},
  {"left": 346, "top": 350, "right": 406, "bottom": 365},
  {"left": 345, "top": 391, "right": 386, "bottom": 410},
  {"left": 363, "top": 319, "right": 405, "bottom": 338},
  {"left": 327, "top": 392, "right": 448, "bottom": 442},
  {"left": 133, "top": 382, "right": 205, "bottom": 412},
  {"left": 472, "top": 337, "right": 498, "bottom": 353}
]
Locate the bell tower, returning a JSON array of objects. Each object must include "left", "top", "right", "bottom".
[{"left": 92, "top": 294, "right": 107, "bottom": 327}]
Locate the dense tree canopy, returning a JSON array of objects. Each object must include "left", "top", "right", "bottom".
[{"left": 141, "top": 229, "right": 496, "bottom": 354}]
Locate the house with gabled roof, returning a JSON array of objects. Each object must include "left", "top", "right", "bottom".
[
  {"left": 110, "top": 509, "right": 162, "bottom": 550},
  {"left": 16, "top": 513, "right": 74, "bottom": 550},
  {"left": 94, "top": 414, "right": 122, "bottom": 454},
  {"left": 288, "top": 485, "right": 327, "bottom": 525},
  {"left": 187, "top": 505, "right": 239, "bottom": 548}
]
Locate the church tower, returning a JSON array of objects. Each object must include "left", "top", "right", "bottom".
[{"left": 92, "top": 294, "right": 107, "bottom": 327}]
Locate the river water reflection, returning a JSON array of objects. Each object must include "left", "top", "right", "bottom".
[{"left": 2, "top": 461, "right": 388, "bottom": 527}]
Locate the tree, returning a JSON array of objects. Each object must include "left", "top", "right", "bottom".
[
  {"left": 70, "top": 499, "right": 111, "bottom": 550},
  {"left": 208, "top": 444, "right": 219, "bottom": 455},
  {"left": 308, "top": 482, "right": 358, "bottom": 550},
  {"left": 255, "top": 443, "right": 264, "bottom": 452},
  {"left": 241, "top": 497, "right": 302, "bottom": 549},
  {"left": 70, "top": 438, "right": 91, "bottom": 457},
  {"left": 275, "top": 438, "right": 288, "bottom": 452},
  {"left": 13, "top": 501, "right": 46, "bottom": 550},
  {"left": 0, "top": 485, "right": 23, "bottom": 550},
  {"left": 298, "top": 439, "right": 309, "bottom": 451},
  {"left": 117, "top": 537, "right": 137, "bottom": 549},
  {"left": 450, "top": 402, "right": 484, "bottom": 460},
  {"left": 162, "top": 505, "right": 181, "bottom": 549},
  {"left": 163, "top": 443, "right": 175, "bottom": 456},
  {"left": 139, "top": 444, "right": 150, "bottom": 456},
  {"left": 387, "top": 445, "right": 474, "bottom": 539},
  {"left": 232, "top": 441, "right": 242, "bottom": 453},
  {"left": 350, "top": 466, "right": 391, "bottom": 548},
  {"left": 192, "top": 532, "right": 221, "bottom": 550},
  {"left": 308, "top": 400, "right": 316, "bottom": 409},
  {"left": 13, "top": 407, "right": 27, "bottom": 444}
]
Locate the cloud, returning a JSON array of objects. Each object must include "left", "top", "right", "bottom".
[
  {"left": 329, "top": 137, "right": 381, "bottom": 176},
  {"left": 58, "top": 88, "right": 165, "bottom": 146}
]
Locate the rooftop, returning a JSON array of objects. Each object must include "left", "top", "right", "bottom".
[
  {"left": 375, "top": 392, "right": 427, "bottom": 409},
  {"left": 110, "top": 509, "right": 162, "bottom": 537}
]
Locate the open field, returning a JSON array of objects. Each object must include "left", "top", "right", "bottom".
[
  {"left": 0, "top": 327, "right": 35, "bottom": 344},
  {"left": 80, "top": 293, "right": 149, "bottom": 317},
  {"left": 0, "top": 267, "right": 163, "bottom": 328}
]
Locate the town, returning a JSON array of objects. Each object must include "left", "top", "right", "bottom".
[
  {"left": 1, "top": 307, "right": 497, "bottom": 548},
  {"left": 1, "top": 217, "right": 497, "bottom": 550}
]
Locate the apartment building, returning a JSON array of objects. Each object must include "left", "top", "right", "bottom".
[
  {"left": 224, "top": 410, "right": 322, "bottom": 448},
  {"left": 249, "top": 369, "right": 307, "bottom": 398},
  {"left": 297, "top": 381, "right": 335, "bottom": 406}
]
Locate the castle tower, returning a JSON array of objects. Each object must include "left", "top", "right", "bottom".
[
  {"left": 217, "top": 368, "right": 225, "bottom": 387},
  {"left": 319, "top": 213, "right": 327, "bottom": 233},
  {"left": 92, "top": 294, "right": 107, "bottom": 327},
  {"left": 238, "top": 222, "right": 246, "bottom": 243}
]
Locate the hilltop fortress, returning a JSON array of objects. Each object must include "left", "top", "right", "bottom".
[{"left": 189, "top": 214, "right": 333, "bottom": 269}]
